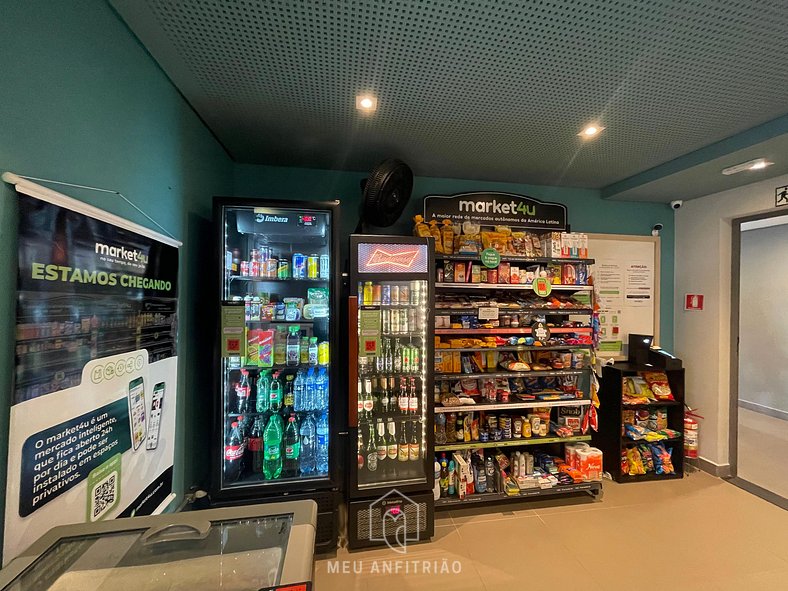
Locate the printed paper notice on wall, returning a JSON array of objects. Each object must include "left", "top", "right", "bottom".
[{"left": 625, "top": 261, "right": 653, "bottom": 308}]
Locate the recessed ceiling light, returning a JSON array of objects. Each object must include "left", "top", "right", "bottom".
[
  {"left": 577, "top": 124, "right": 605, "bottom": 138},
  {"left": 721, "top": 158, "right": 774, "bottom": 175},
  {"left": 355, "top": 94, "right": 377, "bottom": 112}
]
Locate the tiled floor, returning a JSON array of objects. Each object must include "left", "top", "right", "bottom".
[
  {"left": 738, "top": 407, "right": 788, "bottom": 499},
  {"left": 315, "top": 470, "right": 788, "bottom": 590}
]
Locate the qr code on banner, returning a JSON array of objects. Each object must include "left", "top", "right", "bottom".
[{"left": 90, "top": 472, "right": 118, "bottom": 521}]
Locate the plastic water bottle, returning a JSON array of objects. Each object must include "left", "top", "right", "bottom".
[
  {"left": 316, "top": 411, "right": 329, "bottom": 474},
  {"left": 299, "top": 414, "right": 317, "bottom": 475},
  {"left": 321, "top": 368, "right": 329, "bottom": 409},
  {"left": 315, "top": 368, "right": 327, "bottom": 410},
  {"left": 263, "top": 413, "right": 283, "bottom": 479},
  {"left": 305, "top": 368, "right": 316, "bottom": 411},
  {"left": 293, "top": 370, "right": 305, "bottom": 412}
]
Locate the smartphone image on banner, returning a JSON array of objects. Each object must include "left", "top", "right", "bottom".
[
  {"left": 146, "top": 382, "right": 165, "bottom": 451},
  {"left": 128, "top": 377, "right": 146, "bottom": 450}
]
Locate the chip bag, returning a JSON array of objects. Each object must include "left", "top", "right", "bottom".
[
  {"left": 626, "top": 447, "right": 646, "bottom": 475},
  {"left": 641, "top": 371, "right": 675, "bottom": 401}
]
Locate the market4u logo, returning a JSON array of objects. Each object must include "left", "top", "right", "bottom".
[
  {"left": 458, "top": 197, "right": 537, "bottom": 216},
  {"left": 95, "top": 242, "right": 148, "bottom": 264},
  {"left": 365, "top": 248, "right": 420, "bottom": 269}
]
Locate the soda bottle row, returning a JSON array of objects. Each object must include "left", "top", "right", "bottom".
[
  {"left": 357, "top": 418, "right": 423, "bottom": 473},
  {"left": 359, "top": 280, "right": 424, "bottom": 306},
  {"left": 358, "top": 337, "right": 422, "bottom": 376},
  {"left": 224, "top": 410, "right": 329, "bottom": 482},
  {"left": 232, "top": 368, "right": 328, "bottom": 415},
  {"left": 357, "top": 375, "right": 421, "bottom": 420}
]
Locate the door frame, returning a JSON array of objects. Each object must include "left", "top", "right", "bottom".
[{"left": 729, "top": 208, "right": 788, "bottom": 509}]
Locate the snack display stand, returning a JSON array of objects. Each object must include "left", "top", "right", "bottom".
[
  {"left": 593, "top": 364, "right": 685, "bottom": 482},
  {"left": 421, "top": 192, "right": 604, "bottom": 510}
]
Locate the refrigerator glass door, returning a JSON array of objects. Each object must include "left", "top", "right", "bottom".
[
  {"left": 355, "top": 278, "right": 430, "bottom": 490},
  {"left": 221, "top": 206, "right": 332, "bottom": 489},
  {"left": 3, "top": 514, "right": 294, "bottom": 591}
]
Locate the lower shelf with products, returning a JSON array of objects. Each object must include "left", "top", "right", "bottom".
[{"left": 435, "top": 441, "right": 603, "bottom": 509}]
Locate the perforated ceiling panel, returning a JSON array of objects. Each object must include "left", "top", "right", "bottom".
[{"left": 112, "top": 0, "right": 788, "bottom": 188}]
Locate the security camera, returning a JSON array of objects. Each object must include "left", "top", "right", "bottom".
[
  {"left": 670, "top": 200, "right": 683, "bottom": 210},
  {"left": 652, "top": 223, "right": 663, "bottom": 236}
]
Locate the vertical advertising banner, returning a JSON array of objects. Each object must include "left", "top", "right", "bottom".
[{"left": 4, "top": 179, "right": 180, "bottom": 562}]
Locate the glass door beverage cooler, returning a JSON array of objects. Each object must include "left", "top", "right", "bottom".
[
  {"left": 211, "top": 198, "right": 342, "bottom": 552},
  {"left": 346, "top": 235, "right": 435, "bottom": 550}
]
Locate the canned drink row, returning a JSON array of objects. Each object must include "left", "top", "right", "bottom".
[
  {"left": 380, "top": 308, "right": 424, "bottom": 334},
  {"left": 360, "top": 281, "right": 425, "bottom": 306},
  {"left": 240, "top": 252, "right": 330, "bottom": 279}
]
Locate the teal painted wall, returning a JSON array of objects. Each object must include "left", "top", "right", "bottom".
[
  {"left": 0, "top": 0, "right": 232, "bottom": 553},
  {"left": 234, "top": 163, "right": 675, "bottom": 349}
]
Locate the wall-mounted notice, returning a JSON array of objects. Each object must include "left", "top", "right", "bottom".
[
  {"left": 587, "top": 234, "right": 659, "bottom": 359},
  {"left": 3, "top": 175, "right": 181, "bottom": 563}
]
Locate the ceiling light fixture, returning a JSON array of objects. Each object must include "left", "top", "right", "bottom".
[
  {"left": 721, "top": 158, "right": 774, "bottom": 175},
  {"left": 355, "top": 94, "right": 377, "bottom": 112},
  {"left": 577, "top": 124, "right": 605, "bottom": 138}
]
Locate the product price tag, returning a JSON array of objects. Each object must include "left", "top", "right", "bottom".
[
  {"left": 481, "top": 248, "right": 501, "bottom": 269},
  {"left": 478, "top": 307, "right": 499, "bottom": 320}
]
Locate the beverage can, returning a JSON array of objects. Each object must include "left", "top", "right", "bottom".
[
  {"left": 250, "top": 260, "right": 261, "bottom": 277},
  {"left": 410, "top": 281, "right": 421, "bottom": 305},
  {"left": 307, "top": 255, "right": 319, "bottom": 279},
  {"left": 292, "top": 253, "right": 306, "bottom": 279},
  {"left": 399, "top": 285, "right": 410, "bottom": 304},
  {"left": 318, "top": 341, "right": 329, "bottom": 365},
  {"left": 390, "top": 284, "right": 400, "bottom": 305},
  {"left": 400, "top": 308, "right": 409, "bottom": 333},
  {"left": 408, "top": 308, "right": 417, "bottom": 333},
  {"left": 319, "top": 254, "right": 330, "bottom": 278},
  {"left": 381, "top": 284, "right": 391, "bottom": 306},
  {"left": 371, "top": 284, "right": 381, "bottom": 306},
  {"left": 240, "top": 261, "right": 250, "bottom": 276},
  {"left": 381, "top": 309, "right": 391, "bottom": 333},
  {"left": 266, "top": 258, "right": 278, "bottom": 278},
  {"left": 391, "top": 309, "right": 401, "bottom": 334},
  {"left": 277, "top": 260, "right": 290, "bottom": 279}
]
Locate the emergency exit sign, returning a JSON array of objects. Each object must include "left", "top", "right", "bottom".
[{"left": 685, "top": 294, "right": 704, "bottom": 311}]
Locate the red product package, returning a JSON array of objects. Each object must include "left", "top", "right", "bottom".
[{"left": 640, "top": 371, "right": 675, "bottom": 401}]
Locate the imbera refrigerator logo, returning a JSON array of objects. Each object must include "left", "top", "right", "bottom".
[
  {"left": 95, "top": 242, "right": 149, "bottom": 265},
  {"left": 366, "top": 248, "right": 420, "bottom": 269}
]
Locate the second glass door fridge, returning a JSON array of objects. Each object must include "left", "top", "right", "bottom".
[{"left": 346, "top": 235, "right": 435, "bottom": 549}]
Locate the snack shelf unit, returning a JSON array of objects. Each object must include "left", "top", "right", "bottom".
[
  {"left": 435, "top": 481, "right": 603, "bottom": 508},
  {"left": 432, "top": 254, "right": 600, "bottom": 510},
  {"left": 592, "top": 364, "right": 685, "bottom": 483},
  {"left": 436, "top": 283, "right": 593, "bottom": 292},
  {"left": 436, "top": 434, "right": 592, "bottom": 452},
  {"left": 436, "top": 399, "right": 592, "bottom": 413}
]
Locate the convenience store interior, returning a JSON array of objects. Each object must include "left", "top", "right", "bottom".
[{"left": 2, "top": 0, "right": 788, "bottom": 589}]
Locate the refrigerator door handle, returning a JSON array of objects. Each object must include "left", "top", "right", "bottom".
[{"left": 348, "top": 295, "right": 359, "bottom": 428}]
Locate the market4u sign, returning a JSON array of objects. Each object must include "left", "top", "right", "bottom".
[{"left": 424, "top": 191, "right": 567, "bottom": 231}]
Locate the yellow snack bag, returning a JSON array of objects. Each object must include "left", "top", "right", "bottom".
[
  {"left": 428, "top": 221, "right": 444, "bottom": 254},
  {"left": 441, "top": 220, "right": 455, "bottom": 254},
  {"left": 413, "top": 215, "right": 431, "bottom": 238}
]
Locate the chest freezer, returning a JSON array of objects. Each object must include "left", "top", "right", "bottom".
[{"left": 0, "top": 500, "right": 316, "bottom": 591}]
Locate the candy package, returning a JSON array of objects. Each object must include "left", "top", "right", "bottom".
[{"left": 641, "top": 371, "right": 675, "bottom": 401}]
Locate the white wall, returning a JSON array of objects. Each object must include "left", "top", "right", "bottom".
[
  {"left": 674, "top": 173, "right": 788, "bottom": 467},
  {"left": 739, "top": 222, "right": 788, "bottom": 415}
]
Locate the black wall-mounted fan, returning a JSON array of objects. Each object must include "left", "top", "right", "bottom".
[{"left": 354, "top": 158, "right": 413, "bottom": 233}]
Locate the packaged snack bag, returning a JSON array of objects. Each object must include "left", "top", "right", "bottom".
[
  {"left": 640, "top": 371, "right": 675, "bottom": 401},
  {"left": 441, "top": 220, "right": 455, "bottom": 255},
  {"left": 626, "top": 447, "right": 646, "bottom": 475},
  {"left": 428, "top": 221, "right": 444, "bottom": 254},
  {"left": 413, "top": 215, "right": 431, "bottom": 238}
]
